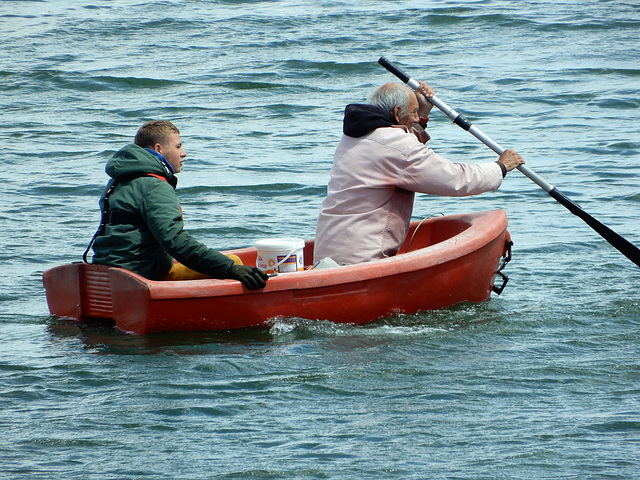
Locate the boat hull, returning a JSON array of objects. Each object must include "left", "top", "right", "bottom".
[{"left": 43, "top": 210, "right": 512, "bottom": 334}]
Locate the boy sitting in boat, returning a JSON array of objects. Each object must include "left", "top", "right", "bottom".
[
  {"left": 314, "top": 81, "right": 524, "bottom": 265},
  {"left": 85, "top": 120, "right": 269, "bottom": 290}
]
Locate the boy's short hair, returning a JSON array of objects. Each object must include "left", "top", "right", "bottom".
[{"left": 134, "top": 120, "right": 180, "bottom": 148}]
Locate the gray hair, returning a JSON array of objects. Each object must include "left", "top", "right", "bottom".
[{"left": 367, "top": 83, "right": 411, "bottom": 117}]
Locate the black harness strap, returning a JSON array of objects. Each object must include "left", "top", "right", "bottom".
[
  {"left": 83, "top": 179, "right": 120, "bottom": 263},
  {"left": 107, "top": 209, "right": 146, "bottom": 227}
]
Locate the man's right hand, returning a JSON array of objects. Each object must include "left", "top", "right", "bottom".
[
  {"left": 498, "top": 149, "right": 525, "bottom": 172},
  {"left": 228, "top": 265, "right": 269, "bottom": 290},
  {"left": 415, "top": 80, "right": 435, "bottom": 117}
]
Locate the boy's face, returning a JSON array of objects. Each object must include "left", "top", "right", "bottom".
[{"left": 156, "top": 132, "right": 186, "bottom": 173}]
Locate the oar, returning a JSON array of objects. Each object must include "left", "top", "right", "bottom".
[{"left": 378, "top": 56, "right": 640, "bottom": 269}]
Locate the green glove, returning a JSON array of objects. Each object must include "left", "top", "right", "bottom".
[{"left": 228, "top": 265, "right": 269, "bottom": 290}]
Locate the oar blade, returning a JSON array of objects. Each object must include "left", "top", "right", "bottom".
[{"left": 549, "top": 189, "right": 640, "bottom": 268}]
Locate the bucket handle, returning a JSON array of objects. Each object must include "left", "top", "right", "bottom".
[{"left": 273, "top": 246, "right": 299, "bottom": 271}]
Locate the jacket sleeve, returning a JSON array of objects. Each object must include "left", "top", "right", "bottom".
[
  {"left": 397, "top": 142, "right": 503, "bottom": 196},
  {"left": 140, "top": 178, "right": 234, "bottom": 278}
]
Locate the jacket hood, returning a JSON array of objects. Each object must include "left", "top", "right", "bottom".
[
  {"left": 106, "top": 144, "right": 175, "bottom": 183},
  {"left": 343, "top": 104, "right": 395, "bottom": 138}
]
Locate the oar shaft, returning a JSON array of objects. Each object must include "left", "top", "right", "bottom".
[{"left": 429, "top": 94, "right": 555, "bottom": 193}]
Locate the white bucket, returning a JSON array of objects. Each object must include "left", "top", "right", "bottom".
[{"left": 255, "top": 237, "right": 305, "bottom": 274}]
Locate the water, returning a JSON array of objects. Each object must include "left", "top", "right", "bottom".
[{"left": 2, "top": 0, "right": 640, "bottom": 478}]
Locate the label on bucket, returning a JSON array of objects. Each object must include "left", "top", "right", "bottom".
[
  {"left": 276, "top": 254, "right": 299, "bottom": 273},
  {"left": 254, "top": 237, "right": 305, "bottom": 274}
]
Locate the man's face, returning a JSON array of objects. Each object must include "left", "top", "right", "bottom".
[
  {"left": 394, "top": 92, "right": 420, "bottom": 130},
  {"left": 397, "top": 92, "right": 420, "bottom": 130},
  {"left": 156, "top": 132, "right": 187, "bottom": 173}
]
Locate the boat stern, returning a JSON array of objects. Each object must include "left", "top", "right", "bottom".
[{"left": 42, "top": 263, "right": 114, "bottom": 321}]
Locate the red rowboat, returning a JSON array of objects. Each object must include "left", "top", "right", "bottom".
[{"left": 43, "top": 209, "right": 512, "bottom": 334}]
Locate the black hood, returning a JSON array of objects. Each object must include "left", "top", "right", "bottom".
[{"left": 343, "top": 104, "right": 395, "bottom": 138}]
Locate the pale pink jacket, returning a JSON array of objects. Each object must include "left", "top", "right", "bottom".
[{"left": 314, "top": 125, "right": 504, "bottom": 265}]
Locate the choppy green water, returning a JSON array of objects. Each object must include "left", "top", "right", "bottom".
[{"left": 2, "top": 1, "right": 640, "bottom": 478}]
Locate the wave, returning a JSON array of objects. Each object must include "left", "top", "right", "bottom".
[
  {"left": 31, "top": 70, "right": 187, "bottom": 92},
  {"left": 179, "top": 183, "right": 325, "bottom": 198}
]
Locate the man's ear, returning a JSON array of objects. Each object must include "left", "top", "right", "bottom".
[
  {"left": 153, "top": 143, "right": 163, "bottom": 154},
  {"left": 392, "top": 105, "right": 402, "bottom": 124}
]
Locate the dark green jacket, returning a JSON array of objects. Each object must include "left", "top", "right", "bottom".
[{"left": 91, "top": 144, "right": 234, "bottom": 280}]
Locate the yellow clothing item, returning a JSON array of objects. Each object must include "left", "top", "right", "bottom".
[{"left": 162, "top": 254, "right": 243, "bottom": 281}]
